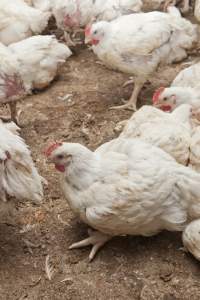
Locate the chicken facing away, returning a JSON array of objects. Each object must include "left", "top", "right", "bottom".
[
  {"left": 85, "top": 7, "right": 197, "bottom": 111},
  {"left": 152, "top": 62, "right": 200, "bottom": 113},
  {"left": 0, "top": 0, "right": 50, "bottom": 45},
  {"left": 9, "top": 35, "right": 72, "bottom": 92},
  {"left": 53, "top": 0, "right": 142, "bottom": 46},
  {"left": 0, "top": 35, "right": 72, "bottom": 123},
  {"left": 118, "top": 105, "right": 192, "bottom": 165},
  {"left": 0, "top": 121, "right": 44, "bottom": 203},
  {"left": 46, "top": 137, "right": 200, "bottom": 261}
]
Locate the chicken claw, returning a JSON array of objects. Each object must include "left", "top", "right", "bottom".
[
  {"left": 110, "top": 102, "right": 137, "bottom": 111},
  {"left": 122, "top": 78, "right": 134, "bottom": 88},
  {"left": 69, "top": 229, "right": 111, "bottom": 261}
]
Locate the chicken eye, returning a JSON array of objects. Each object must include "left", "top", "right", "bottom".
[
  {"left": 57, "top": 154, "right": 64, "bottom": 160},
  {"left": 93, "top": 30, "right": 97, "bottom": 35},
  {"left": 163, "top": 97, "right": 167, "bottom": 101}
]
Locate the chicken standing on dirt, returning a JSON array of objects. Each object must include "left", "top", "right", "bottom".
[
  {"left": 0, "top": 35, "right": 72, "bottom": 123},
  {"left": 152, "top": 62, "right": 200, "bottom": 113},
  {"left": 53, "top": 0, "right": 142, "bottom": 46},
  {"left": 117, "top": 105, "right": 192, "bottom": 165},
  {"left": 0, "top": 0, "right": 50, "bottom": 45},
  {"left": 46, "top": 137, "right": 200, "bottom": 261},
  {"left": 85, "top": 7, "right": 197, "bottom": 111},
  {"left": 0, "top": 121, "right": 44, "bottom": 203}
]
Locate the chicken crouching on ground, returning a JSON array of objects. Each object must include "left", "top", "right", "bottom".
[
  {"left": 0, "top": 0, "right": 50, "bottom": 45},
  {"left": 85, "top": 7, "right": 197, "bottom": 110},
  {"left": 46, "top": 138, "right": 200, "bottom": 261},
  {"left": 152, "top": 62, "right": 200, "bottom": 115},
  {"left": 0, "top": 121, "right": 44, "bottom": 203},
  {"left": 0, "top": 35, "right": 72, "bottom": 124},
  {"left": 117, "top": 104, "right": 192, "bottom": 165}
]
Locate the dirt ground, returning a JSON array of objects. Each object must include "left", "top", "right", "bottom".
[{"left": 1, "top": 8, "right": 200, "bottom": 300}]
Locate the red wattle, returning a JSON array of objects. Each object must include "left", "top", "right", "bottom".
[
  {"left": 55, "top": 164, "right": 65, "bottom": 173},
  {"left": 160, "top": 105, "right": 172, "bottom": 112},
  {"left": 92, "top": 39, "right": 99, "bottom": 45}
]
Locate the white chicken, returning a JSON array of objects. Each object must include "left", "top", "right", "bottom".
[
  {"left": 152, "top": 62, "right": 200, "bottom": 113},
  {"left": 0, "top": 0, "right": 50, "bottom": 45},
  {"left": 46, "top": 136, "right": 200, "bottom": 261},
  {"left": 118, "top": 105, "right": 192, "bottom": 165},
  {"left": 53, "top": 0, "right": 142, "bottom": 45},
  {"left": 85, "top": 7, "right": 197, "bottom": 110},
  {"left": 0, "top": 121, "right": 44, "bottom": 203},
  {"left": 9, "top": 35, "right": 72, "bottom": 92},
  {"left": 0, "top": 35, "right": 72, "bottom": 123}
]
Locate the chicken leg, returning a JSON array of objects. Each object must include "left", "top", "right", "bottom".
[
  {"left": 110, "top": 81, "right": 144, "bottom": 111},
  {"left": 69, "top": 229, "right": 111, "bottom": 261},
  {"left": 181, "top": 0, "right": 190, "bottom": 13},
  {"left": 9, "top": 102, "right": 19, "bottom": 125}
]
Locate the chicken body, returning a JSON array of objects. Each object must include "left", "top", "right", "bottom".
[
  {"left": 47, "top": 138, "right": 200, "bottom": 260},
  {"left": 85, "top": 8, "right": 197, "bottom": 110},
  {"left": 0, "top": 121, "right": 44, "bottom": 203},
  {"left": 9, "top": 35, "right": 72, "bottom": 91},
  {"left": 152, "top": 62, "right": 200, "bottom": 112},
  {"left": 119, "top": 105, "right": 192, "bottom": 165},
  {"left": 0, "top": 35, "right": 71, "bottom": 123},
  {"left": 0, "top": 0, "right": 50, "bottom": 45}
]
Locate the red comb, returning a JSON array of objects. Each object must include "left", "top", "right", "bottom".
[
  {"left": 85, "top": 24, "right": 91, "bottom": 36},
  {"left": 44, "top": 142, "right": 63, "bottom": 157},
  {"left": 152, "top": 87, "right": 165, "bottom": 104}
]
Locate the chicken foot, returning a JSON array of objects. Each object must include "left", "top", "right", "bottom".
[
  {"left": 110, "top": 81, "right": 144, "bottom": 111},
  {"left": 69, "top": 229, "right": 111, "bottom": 261}
]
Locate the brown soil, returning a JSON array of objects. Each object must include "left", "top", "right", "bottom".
[{"left": 1, "top": 10, "right": 200, "bottom": 300}]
